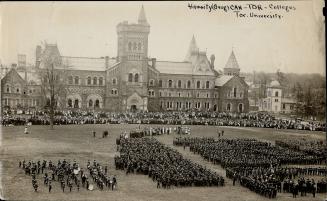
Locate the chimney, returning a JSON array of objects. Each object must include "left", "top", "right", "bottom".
[
  {"left": 105, "top": 56, "right": 109, "bottom": 68},
  {"left": 151, "top": 58, "right": 156, "bottom": 68},
  {"left": 210, "top": 54, "right": 215, "bottom": 69}
]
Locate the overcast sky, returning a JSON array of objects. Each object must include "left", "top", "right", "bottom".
[{"left": 1, "top": 1, "right": 325, "bottom": 74}]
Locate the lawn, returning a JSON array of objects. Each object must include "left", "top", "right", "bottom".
[{"left": 0, "top": 124, "right": 325, "bottom": 201}]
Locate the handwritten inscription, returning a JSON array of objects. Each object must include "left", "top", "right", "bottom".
[{"left": 187, "top": 3, "right": 297, "bottom": 19}]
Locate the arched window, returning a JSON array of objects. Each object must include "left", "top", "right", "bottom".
[
  {"left": 87, "top": 76, "right": 91, "bottom": 85},
  {"left": 99, "top": 77, "right": 103, "bottom": 85},
  {"left": 95, "top": 99, "right": 100, "bottom": 108},
  {"left": 16, "top": 87, "right": 20, "bottom": 93},
  {"left": 197, "top": 81, "right": 201, "bottom": 89},
  {"left": 187, "top": 80, "right": 191, "bottom": 88},
  {"left": 178, "top": 80, "right": 182, "bottom": 88},
  {"left": 93, "top": 77, "right": 97, "bottom": 85},
  {"left": 138, "top": 42, "right": 141, "bottom": 50},
  {"left": 68, "top": 76, "right": 73, "bottom": 84},
  {"left": 128, "top": 73, "right": 133, "bottom": 82},
  {"left": 149, "top": 79, "right": 154, "bottom": 86},
  {"left": 128, "top": 42, "right": 132, "bottom": 51},
  {"left": 74, "top": 99, "right": 79, "bottom": 108},
  {"left": 112, "top": 78, "right": 117, "bottom": 85},
  {"left": 168, "top": 80, "right": 173, "bottom": 88},
  {"left": 6, "top": 85, "right": 10, "bottom": 93},
  {"left": 134, "top": 73, "right": 139, "bottom": 82},
  {"left": 74, "top": 76, "right": 79, "bottom": 85},
  {"left": 159, "top": 80, "right": 162, "bottom": 87},
  {"left": 133, "top": 42, "right": 137, "bottom": 50},
  {"left": 233, "top": 87, "right": 237, "bottom": 97},
  {"left": 238, "top": 103, "right": 243, "bottom": 113},
  {"left": 89, "top": 99, "right": 93, "bottom": 107},
  {"left": 275, "top": 91, "right": 279, "bottom": 97},
  {"left": 206, "top": 81, "right": 210, "bottom": 89},
  {"left": 68, "top": 99, "right": 72, "bottom": 108},
  {"left": 227, "top": 103, "right": 231, "bottom": 111}
]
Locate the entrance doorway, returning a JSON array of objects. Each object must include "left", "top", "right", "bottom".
[
  {"left": 131, "top": 105, "right": 137, "bottom": 112},
  {"left": 238, "top": 103, "right": 243, "bottom": 113}
]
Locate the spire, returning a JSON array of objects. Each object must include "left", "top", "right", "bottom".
[
  {"left": 184, "top": 35, "right": 199, "bottom": 62},
  {"left": 224, "top": 50, "right": 239, "bottom": 69},
  {"left": 138, "top": 5, "right": 148, "bottom": 24}
]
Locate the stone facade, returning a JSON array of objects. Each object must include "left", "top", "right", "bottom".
[{"left": 1, "top": 6, "right": 249, "bottom": 113}]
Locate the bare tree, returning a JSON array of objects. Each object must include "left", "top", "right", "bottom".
[{"left": 38, "top": 53, "right": 67, "bottom": 129}]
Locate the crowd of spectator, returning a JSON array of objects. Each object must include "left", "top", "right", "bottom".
[{"left": 1, "top": 111, "right": 325, "bottom": 131}]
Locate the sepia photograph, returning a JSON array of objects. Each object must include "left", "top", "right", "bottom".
[{"left": 0, "top": 1, "right": 326, "bottom": 201}]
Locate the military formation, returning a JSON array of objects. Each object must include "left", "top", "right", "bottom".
[
  {"left": 173, "top": 137, "right": 326, "bottom": 198},
  {"left": 2, "top": 111, "right": 325, "bottom": 131},
  {"left": 114, "top": 137, "right": 224, "bottom": 188},
  {"left": 19, "top": 159, "right": 117, "bottom": 193}
]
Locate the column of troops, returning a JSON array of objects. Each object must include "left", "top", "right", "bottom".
[
  {"left": 173, "top": 137, "right": 326, "bottom": 199},
  {"left": 18, "top": 159, "right": 117, "bottom": 193},
  {"left": 114, "top": 137, "right": 224, "bottom": 189}
]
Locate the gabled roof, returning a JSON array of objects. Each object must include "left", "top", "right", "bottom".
[
  {"left": 224, "top": 50, "right": 239, "bottom": 69},
  {"left": 215, "top": 75, "right": 234, "bottom": 86},
  {"left": 17, "top": 70, "right": 41, "bottom": 85}
]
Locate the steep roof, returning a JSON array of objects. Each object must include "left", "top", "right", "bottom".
[
  {"left": 138, "top": 5, "right": 148, "bottom": 24},
  {"left": 224, "top": 50, "right": 239, "bottom": 69},
  {"left": 17, "top": 70, "right": 41, "bottom": 85},
  {"left": 61, "top": 56, "right": 117, "bottom": 71},
  {"left": 269, "top": 80, "right": 281, "bottom": 88},
  {"left": 215, "top": 75, "right": 234, "bottom": 86},
  {"left": 184, "top": 35, "right": 199, "bottom": 62},
  {"left": 156, "top": 61, "right": 193, "bottom": 74}
]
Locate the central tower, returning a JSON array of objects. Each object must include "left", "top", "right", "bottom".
[
  {"left": 110, "top": 6, "right": 151, "bottom": 112},
  {"left": 116, "top": 6, "right": 150, "bottom": 62}
]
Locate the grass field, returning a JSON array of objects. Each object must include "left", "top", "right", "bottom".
[{"left": 0, "top": 124, "right": 326, "bottom": 201}]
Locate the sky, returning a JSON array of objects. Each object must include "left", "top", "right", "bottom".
[{"left": 0, "top": 1, "right": 325, "bottom": 74}]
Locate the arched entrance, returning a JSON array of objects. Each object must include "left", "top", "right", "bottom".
[
  {"left": 126, "top": 92, "right": 147, "bottom": 112},
  {"left": 238, "top": 103, "right": 243, "bottom": 113}
]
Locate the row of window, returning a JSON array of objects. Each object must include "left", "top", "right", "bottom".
[
  {"left": 128, "top": 42, "right": 142, "bottom": 51},
  {"left": 161, "top": 101, "right": 212, "bottom": 110},
  {"left": 2, "top": 98, "right": 39, "bottom": 107},
  {"left": 128, "top": 73, "right": 140, "bottom": 82},
  {"left": 68, "top": 76, "right": 105, "bottom": 86},
  {"left": 67, "top": 99, "right": 101, "bottom": 108},
  {"left": 4, "top": 84, "right": 37, "bottom": 95},
  {"left": 156, "top": 80, "right": 211, "bottom": 89},
  {"left": 157, "top": 91, "right": 218, "bottom": 98}
]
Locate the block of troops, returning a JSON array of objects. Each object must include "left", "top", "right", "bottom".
[
  {"left": 19, "top": 158, "right": 117, "bottom": 193},
  {"left": 174, "top": 137, "right": 326, "bottom": 198},
  {"left": 114, "top": 137, "right": 224, "bottom": 189}
]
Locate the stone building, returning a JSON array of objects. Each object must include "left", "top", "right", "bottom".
[{"left": 1, "top": 6, "right": 249, "bottom": 113}]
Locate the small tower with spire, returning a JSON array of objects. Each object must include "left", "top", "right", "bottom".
[
  {"left": 116, "top": 5, "right": 150, "bottom": 62},
  {"left": 184, "top": 35, "right": 199, "bottom": 62},
  {"left": 223, "top": 49, "right": 240, "bottom": 76}
]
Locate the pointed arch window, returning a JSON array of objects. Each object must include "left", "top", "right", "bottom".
[
  {"left": 134, "top": 73, "right": 139, "bottom": 82},
  {"left": 93, "top": 77, "right": 98, "bottom": 85},
  {"left": 128, "top": 73, "right": 133, "bottom": 82},
  {"left": 68, "top": 76, "right": 73, "bottom": 84}
]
